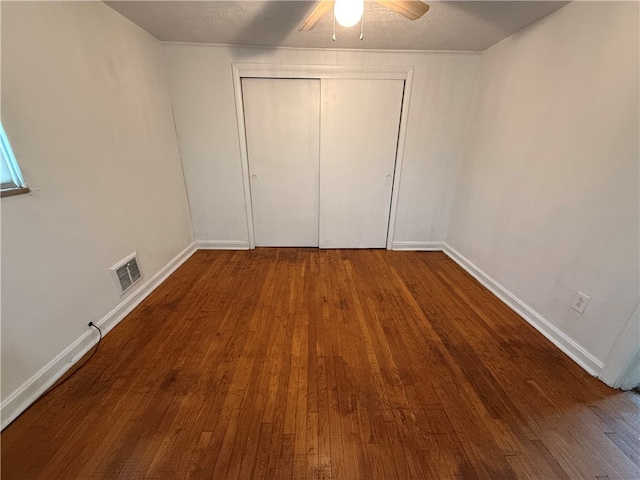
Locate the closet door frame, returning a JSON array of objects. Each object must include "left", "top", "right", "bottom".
[{"left": 232, "top": 63, "right": 414, "bottom": 249}]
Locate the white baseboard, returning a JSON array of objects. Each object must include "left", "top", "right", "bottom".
[
  {"left": 1, "top": 242, "right": 197, "bottom": 430},
  {"left": 2, "top": 240, "right": 609, "bottom": 430},
  {"left": 195, "top": 240, "right": 250, "bottom": 250},
  {"left": 391, "top": 241, "right": 444, "bottom": 251},
  {"left": 442, "top": 243, "right": 603, "bottom": 376}
]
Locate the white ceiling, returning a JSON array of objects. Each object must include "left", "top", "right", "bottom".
[{"left": 105, "top": 1, "right": 569, "bottom": 51}]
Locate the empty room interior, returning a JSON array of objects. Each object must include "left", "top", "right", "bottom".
[{"left": 1, "top": 1, "right": 639, "bottom": 479}]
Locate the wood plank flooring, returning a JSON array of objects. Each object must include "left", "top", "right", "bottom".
[{"left": 2, "top": 249, "right": 639, "bottom": 479}]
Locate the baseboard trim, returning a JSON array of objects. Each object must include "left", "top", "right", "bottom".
[
  {"left": 1, "top": 242, "right": 197, "bottom": 430},
  {"left": 391, "top": 241, "right": 444, "bottom": 251},
  {"left": 2, "top": 241, "right": 606, "bottom": 429},
  {"left": 195, "top": 240, "right": 250, "bottom": 250},
  {"left": 442, "top": 243, "right": 603, "bottom": 376}
]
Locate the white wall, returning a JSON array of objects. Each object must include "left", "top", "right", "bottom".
[
  {"left": 163, "top": 45, "right": 480, "bottom": 247},
  {"left": 3, "top": 1, "right": 634, "bottom": 426},
  {"left": 1, "top": 2, "right": 193, "bottom": 408},
  {"left": 447, "top": 2, "right": 639, "bottom": 373}
]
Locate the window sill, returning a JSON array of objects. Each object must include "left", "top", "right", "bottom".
[{"left": 1, "top": 186, "right": 30, "bottom": 198}]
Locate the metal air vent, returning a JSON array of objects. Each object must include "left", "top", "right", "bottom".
[{"left": 110, "top": 252, "right": 143, "bottom": 295}]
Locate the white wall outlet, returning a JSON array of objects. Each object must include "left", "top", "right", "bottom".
[{"left": 571, "top": 291, "right": 590, "bottom": 314}]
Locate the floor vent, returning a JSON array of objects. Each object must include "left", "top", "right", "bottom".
[{"left": 110, "top": 253, "right": 143, "bottom": 295}]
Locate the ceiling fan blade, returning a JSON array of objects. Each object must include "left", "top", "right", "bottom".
[
  {"left": 298, "top": 0, "right": 335, "bottom": 31},
  {"left": 374, "top": 0, "right": 430, "bottom": 21}
]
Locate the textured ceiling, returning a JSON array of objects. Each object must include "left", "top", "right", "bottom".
[{"left": 105, "top": 1, "right": 569, "bottom": 51}]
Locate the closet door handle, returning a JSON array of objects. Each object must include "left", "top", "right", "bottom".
[
  {"left": 251, "top": 174, "right": 258, "bottom": 180},
  {"left": 386, "top": 175, "right": 392, "bottom": 181}
]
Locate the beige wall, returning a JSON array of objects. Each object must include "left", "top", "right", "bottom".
[
  {"left": 1, "top": 2, "right": 193, "bottom": 406},
  {"left": 448, "top": 2, "right": 639, "bottom": 370},
  {"left": 162, "top": 45, "right": 481, "bottom": 247}
]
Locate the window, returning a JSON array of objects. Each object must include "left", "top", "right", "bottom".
[{"left": 1, "top": 123, "right": 28, "bottom": 197}]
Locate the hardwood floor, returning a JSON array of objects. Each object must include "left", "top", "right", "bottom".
[{"left": 2, "top": 249, "right": 639, "bottom": 479}]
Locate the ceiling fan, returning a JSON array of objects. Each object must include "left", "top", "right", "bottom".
[{"left": 299, "top": 0, "right": 430, "bottom": 31}]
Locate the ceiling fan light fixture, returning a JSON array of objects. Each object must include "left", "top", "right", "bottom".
[{"left": 334, "top": 0, "right": 364, "bottom": 28}]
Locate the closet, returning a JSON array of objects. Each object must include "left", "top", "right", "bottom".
[{"left": 242, "top": 77, "right": 404, "bottom": 248}]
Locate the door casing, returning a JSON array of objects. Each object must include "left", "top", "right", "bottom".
[{"left": 232, "top": 63, "right": 414, "bottom": 249}]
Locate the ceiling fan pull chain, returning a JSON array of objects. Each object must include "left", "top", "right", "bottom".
[
  {"left": 360, "top": 12, "right": 364, "bottom": 40},
  {"left": 333, "top": 14, "right": 336, "bottom": 41}
]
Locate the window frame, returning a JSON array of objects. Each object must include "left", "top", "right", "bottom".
[{"left": 0, "top": 123, "right": 29, "bottom": 197}]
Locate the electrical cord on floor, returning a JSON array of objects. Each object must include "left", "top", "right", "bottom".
[{"left": 30, "top": 322, "right": 103, "bottom": 406}]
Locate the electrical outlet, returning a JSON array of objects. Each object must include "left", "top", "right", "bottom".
[{"left": 571, "top": 291, "right": 590, "bottom": 314}]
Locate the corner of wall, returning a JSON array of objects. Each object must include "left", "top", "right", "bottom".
[{"left": 599, "top": 304, "right": 640, "bottom": 389}]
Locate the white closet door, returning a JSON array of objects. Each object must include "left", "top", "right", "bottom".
[
  {"left": 319, "top": 78, "right": 404, "bottom": 248},
  {"left": 243, "top": 78, "right": 320, "bottom": 247}
]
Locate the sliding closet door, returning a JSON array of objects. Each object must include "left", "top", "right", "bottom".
[
  {"left": 319, "top": 78, "right": 404, "bottom": 248},
  {"left": 242, "top": 78, "right": 320, "bottom": 246}
]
